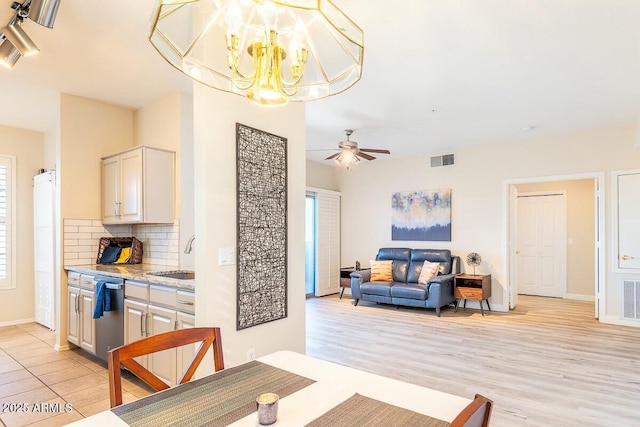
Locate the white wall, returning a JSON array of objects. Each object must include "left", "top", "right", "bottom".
[
  {"left": 194, "top": 87, "right": 306, "bottom": 368},
  {"left": 0, "top": 125, "right": 44, "bottom": 324},
  {"left": 133, "top": 91, "right": 195, "bottom": 268},
  {"left": 306, "top": 160, "right": 339, "bottom": 191},
  {"left": 57, "top": 94, "right": 133, "bottom": 348},
  {"left": 338, "top": 124, "right": 640, "bottom": 320}
]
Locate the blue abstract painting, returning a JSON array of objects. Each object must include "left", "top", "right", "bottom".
[{"left": 392, "top": 189, "right": 451, "bottom": 241}]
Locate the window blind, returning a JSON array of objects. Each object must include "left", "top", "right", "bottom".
[
  {"left": 0, "top": 156, "right": 14, "bottom": 288},
  {"left": 315, "top": 191, "right": 340, "bottom": 297}
]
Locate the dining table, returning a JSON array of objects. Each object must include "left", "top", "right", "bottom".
[{"left": 67, "top": 350, "right": 472, "bottom": 426}]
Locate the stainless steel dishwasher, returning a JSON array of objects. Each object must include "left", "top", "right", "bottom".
[{"left": 92, "top": 275, "right": 125, "bottom": 361}]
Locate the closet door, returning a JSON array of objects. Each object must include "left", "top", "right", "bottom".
[{"left": 315, "top": 192, "right": 341, "bottom": 297}]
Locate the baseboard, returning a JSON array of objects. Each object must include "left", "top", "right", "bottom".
[
  {"left": 566, "top": 293, "right": 595, "bottom": 302},
  {"left": 0, "top": 317, "right": 36, "bottom": 327},
  {"left": 55, "top": 343, "right": 73, "bottom": 352},
  {"left": 599, "top": 315, "right": 640, "bottom": 328}
]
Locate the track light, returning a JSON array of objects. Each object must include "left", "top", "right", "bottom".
[
  {"left": 28, "top": 0, "right": 61, "bottom": 29},
  {"left": 0, "top": 39, "right": 21, "bottom": 68},
  {"left": 3, "top": 19, "right": 39, "bottom": 57}
]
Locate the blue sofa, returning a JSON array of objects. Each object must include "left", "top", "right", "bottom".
[{"left": 350, "top": 248, "right": 460, "bottom": 316}]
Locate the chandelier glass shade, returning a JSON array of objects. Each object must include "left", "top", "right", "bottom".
[
  {"left": 335, "top": 149, "right": 359, "bottom": 169},
  {"left": 149, "top": 0, "right": 364, "bottom": 106}
]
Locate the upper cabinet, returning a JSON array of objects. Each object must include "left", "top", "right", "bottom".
[{"left": 102, "top": 146, "right": 175, "bottom": 224}]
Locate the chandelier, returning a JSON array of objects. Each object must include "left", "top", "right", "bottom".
[{"left": 149, "top": 0, "right": 364, "bottom": 106}]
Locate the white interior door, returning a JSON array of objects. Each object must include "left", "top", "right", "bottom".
[
  {"left": 509, "top": 185, "right": 519, "bottom": 309},
  {"left": 315, "top": 192, "right": 341, "bottom": 297},
  {"left": 617, "top": 173, "right": 640, "bottom": 269},
  {"left": 517, "top": 193, "right": 566, "bottom": 297},
  {"left": 33, "top": 171, "right": 56, "bottom": 329}
]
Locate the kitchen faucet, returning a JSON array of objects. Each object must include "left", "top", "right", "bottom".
[{"left": 184, "top": 235, "right": 195, "bottom": 254}]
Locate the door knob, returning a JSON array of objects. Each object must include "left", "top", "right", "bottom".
[
  {"left": 515, "top": 250, "right": 520, "bottom": 254},
  {"left": 621, "top": 254, "right": 635, "bottom": 260}
]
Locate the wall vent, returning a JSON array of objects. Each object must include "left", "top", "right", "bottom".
[
  {"left": 430, "top": 153, "right": 455, "bottom": 168},
  {"left": 622, "top": 279, "right": 640, "bottom": 320}
]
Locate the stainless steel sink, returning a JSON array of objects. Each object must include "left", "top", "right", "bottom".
[{"left": 147, "top": 270, "right": 195, "bottom": 280}]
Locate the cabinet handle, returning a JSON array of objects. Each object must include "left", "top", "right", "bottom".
[
  {"left": 145, "top": 313, "right": 150, "bottom": 337},
  {"left": 177, "top": 300, "right": 194, "bottom": 305},
  {"left": 140, "top": 313, "right": 145, "bottom": 337},
  {"left": 75, "top": 296, "right": 79, "bottom": 314},
  {"left": 174, "top": 320, "right": 179, "bottom": 331},
  {"left": 621, "top": 254, "right": 635, "bottom": 260}
]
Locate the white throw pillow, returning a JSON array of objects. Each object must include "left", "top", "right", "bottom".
[{"left": 418, "top": 261, "right": 441, "bottom": 285}]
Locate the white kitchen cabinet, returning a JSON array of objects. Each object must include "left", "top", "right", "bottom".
[
  {"left": 102, "top": 146, "right": 175, "bottom": 224},
  {"left": 67, "top": 286, "right": 81, "bottom": 346},
  {"left": 147, "top": 305, "right": 177, "bottom": 387},
  {"left": 176, "top": 311, "right": 196, "bottom": 377},
  {"left": 80, "top": 289, "right": 96, "bottom": 354},
  {"left": 124, "top": 298, "right": 148, "bottom": 367},
  {"left": 124, "top": 281, "right": 191, "bottom": 387},
  {"left": 67, "top": 273, "right": 96, "bottom": 355}
]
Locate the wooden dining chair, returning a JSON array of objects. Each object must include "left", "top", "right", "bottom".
[
  {"left": 107, "top": 327, "right": 224, "bottom": 408},
  {"left": 449, "top": 394, "right": 493, "bottom": 427}
]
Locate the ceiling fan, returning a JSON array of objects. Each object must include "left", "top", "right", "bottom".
[{"left": 322, "top": 129, "right": 391, "bottom": 163}]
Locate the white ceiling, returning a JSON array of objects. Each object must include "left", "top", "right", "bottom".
[{"left": 1, "top": 1, "right": 639, "bottom": 164}]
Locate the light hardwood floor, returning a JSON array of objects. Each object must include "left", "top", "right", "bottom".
[
  {"left": 306, "top": 294, "right": 640, "bottom": 427},
  {"left": 1, "top": 295, "right": 637, "bottom": 426}
]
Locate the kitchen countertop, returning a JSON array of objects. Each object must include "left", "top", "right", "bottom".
[{"left": 64, "top": 264, "right": 195, "bottom": 291}]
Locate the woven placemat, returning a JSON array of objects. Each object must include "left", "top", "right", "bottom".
[
  {"left": 112, "top": 360, "right": 315, "bottom": 427},
  {"left": 305, "top": 393, "right": 450, "bottom": 427}
]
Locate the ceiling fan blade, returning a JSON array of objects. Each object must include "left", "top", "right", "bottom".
[
  {"left": 359, "top": 148, "right": 391, "bottom": 154},
  {"left": 356, "top": 152, "right": 376, "bottom": 161},
  {"left": 325, "top": 152, "right": 341, "bottom": 160}
]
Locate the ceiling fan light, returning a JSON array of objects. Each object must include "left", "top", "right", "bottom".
[
  {"left": 0, "top": 40, "right": 21, "bottom": 68},
  {"left": 28, "top": 0, "right": 61, "bottom": 29},
  {"left": 4, "top": 21, "right": 39, "bottom": 57}
]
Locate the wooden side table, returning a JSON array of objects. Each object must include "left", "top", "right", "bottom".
[
  {"left": 454, "top": 274, "right": 491, "bottom": 316},
  {"left": 339, "top": 268, "right": 370, "bottom": 299}
]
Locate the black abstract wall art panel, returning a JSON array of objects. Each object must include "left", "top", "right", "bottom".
[{"left": 236, "top": 123, "right": 288, "bottom": 330}]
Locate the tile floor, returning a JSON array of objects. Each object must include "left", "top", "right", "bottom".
[{"left": 0, "top": 323, "right": 155, "bottom": 427}]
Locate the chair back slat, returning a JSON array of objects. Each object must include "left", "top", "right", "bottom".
[
  {"left": 107, "top": 327, "right": 224, "bottom": 408},
  {"left": 449, "top": 394, "right": 493, "bottom": 427}
]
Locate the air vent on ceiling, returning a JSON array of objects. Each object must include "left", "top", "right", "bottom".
[
  {"left": 622, "top": 279, "right": 640, "bottom": 321},
  {"left": 430, "top": 153, "right": 455, "bottom": 168}
]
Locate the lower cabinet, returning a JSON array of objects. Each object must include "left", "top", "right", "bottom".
[
  {"left": 123, "top": 282, "right": 195, "bottom": 387},
  {"left": 67, "top": 274, "right": 96, "bottom": 355},
  {"left": 67, "top": 286, "right": 81, "bottom": 346},
  {"left": 79, "top": 289, "right": 96, "bottom": 354},
  {"left": 176, "top": 311, "right": 196, "bottom": 376}
]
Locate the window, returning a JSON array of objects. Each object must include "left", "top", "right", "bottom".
[{"left": 0, "top": 155, "right": 15, "bottom": 289}]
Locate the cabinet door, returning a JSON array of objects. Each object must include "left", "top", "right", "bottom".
[
  {"left": 147, "top": 304, "right": 177, "bottom": 387},
  {"left": 67, "top": 287, "right": 80, "bottom": 346},
  {"left": 176, "top": 311, "right": 196, "bottom": 380},
  {"left": 120, "top": 149, "right": 143, "bottom": 223},
  {"left": 102, "top": 156, "right": 120, "bottom": 224},
  {"left": 80, "top": 290, "right": 96, "bottom": 354},
  {"left": 124, "top": 299, "right": 148, "bottom": 367}
]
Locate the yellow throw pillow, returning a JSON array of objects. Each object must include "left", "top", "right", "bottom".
[
  {"left": 115, "top": 247, "right": 131, "bottom": 264},
  {"left": 370, "top": 260, "right": 394, "bottom": 282},
  {"left": 418, "top": 261, "right": 440, "bottom": 285}
]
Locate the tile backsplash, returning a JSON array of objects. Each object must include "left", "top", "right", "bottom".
[{"left": 63, "top": 219, "right": 180, "bottom": 267}]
